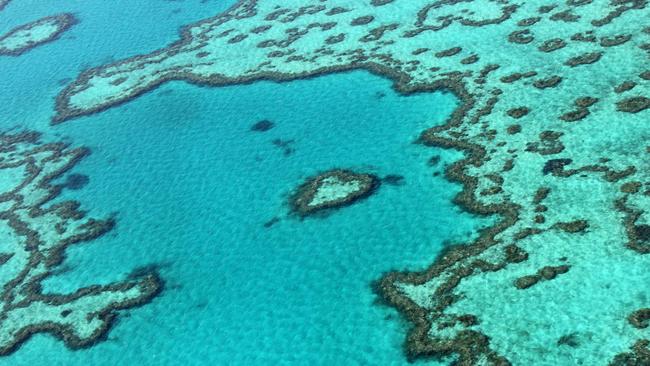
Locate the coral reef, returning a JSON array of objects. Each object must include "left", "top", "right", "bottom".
[
  {"left": 290, "top": 169, "right": 378, "bottom": 217},
  {"left": 0, "top": 14, "right": 76, "bottom": 56},
  {"left": 52, "top": 0, "right": 650, "bottom": 364},
  {"left": 250, "top": 119, "right": 274, "bottom": 132},
  {"left": 0, "top": 131, "right": 161, "bottom": 355}
]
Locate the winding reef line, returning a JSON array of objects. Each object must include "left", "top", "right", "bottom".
[{"left": 50, "top": 0, "right": 650, "bottom": 364}]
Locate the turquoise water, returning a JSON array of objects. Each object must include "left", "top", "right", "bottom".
[{"left": 0, "top": 1, "right": 491, "bottom": 365}]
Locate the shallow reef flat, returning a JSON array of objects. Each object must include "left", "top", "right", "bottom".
[
  {"left": 0, "top": 131, "right": 161, "bottom": 355},
  {"left": 0, "top": 14, "right": 76, "bottom": 57},
  {"left": 53, "top": 0, "right": 649, "bottom": 364}
]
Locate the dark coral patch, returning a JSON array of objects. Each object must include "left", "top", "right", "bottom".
[
  {"left": 564, "top": 52, "right": 602, "bottom": 67},
  {"left": 567, "top": 0, "right": 593, "bottom": 5},
  {"left": 514, "top": 275, "right": 539, "bottom": 289},
  {"left": 517, "top": 17, "right": 541, "bottom": 27},
  {"left": 609, "top": 340, "right": 650, "bottom": 365},
  {"left": 543, "top": 158, "right": 572, "bottom": 175},
  {"left": 634, "top": 225, "right": 650, "bottom": 242},
  {"left": 614, "top": 81, "right": 636, "bottom": 93},
  {"left": 538, "top": 5, "right": 557, "bottom": 13},
  {"left": 570, "top": 31, "right": 596, "bottom": 42},
  {"left": 411, "top": 48, "right": 429, "bottom": 55},
  {"left": 557, "top": 333, "right": 580, "bottom": 348},
  {"left": 600, "top": 34, "right": 631, "bottom": 47},
  {"left": 64, "top": 174, "right": 89, "bottom": 190},
  {"left": 427, "top": 155, "right": 441, "bottom": 166},
  {"left": 263, "top": 217, "right": 280, "bottom": 228},
  {"left": 538, "top": 38, "right": 566, "bottom": 52},
  {"left": 435, "top": 47, "right": 462, "bottom": 58},
  {"left": 506, "top": 124, "right": 522, "bottom": 134},
  {"left": 504, "top": 244, "right": 528, "bottom": 263},
  {"left": 533, "top": 75, "right": 562, "bottom": 89},
  {"left": 271, "top": 139, "right": 295, "bottom": 156},
  {"left": 508, "top": 29, "right": 534, "bottom": 44},
  {"left": 514, "top": 265, "right": 570, "bottom": 290},
  {"left": 628, "top": 309, "right": 650, "bottom": 329},
  {"left": 559, "top": 109, "right": 589, "bottom": 122},
  {"left": 325, "top": 7, "right": 349, "bottom": 16},
  {"left": 382, "top": 174, "right": 405, "bottom": 186},
  {"left": 620, "top": 182, "right": 641, "bottom": 194},
  {"left": 550, "top": 10, "right": 580, "bottom": 22},
  {"left": 350, "top": 15, "right": 374, "bottom": 26},
  {"left": 371, "top": 0, "right": 394, "bottom": 5},
  {"left": 251, "top": 119, "right": 274, "bottom": 132},
  {"left": 325, "top": 33, "right": 345, "bottom": 44},
  {"left": 574, "top": 96, "right": 598, "bottom": 108},
  {"left": 533, "top": 187, "right": 551, "bottom": 204},
  {"left": 527, "top": 131, "right": 565, "bottom": 155},
  {"left": 506, "top": 107, "right": 530, "bottom": 119},
  {"left": 460, "top": 54, "right": 479, "bottom": 64},
  {"left": 616, "top": 97, "right": 650, "bottom": 113},
  {"left": 500, "top": 71, "right": 537, "bottom": 83},
  {"left": 554, "top": 220, "right": 589, "bottom": 233}
]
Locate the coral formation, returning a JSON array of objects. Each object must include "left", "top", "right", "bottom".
[
  {"left": 51, "top": 0, "right": 650, "bottom": 364},
  {"left": 250, "top": 119, "right": 274, "bottom": 132},
  {"left": 0, "top": 131, "right": 161, "bottom": 355},
  {"left": 290, "top": 169, "right": 378, "bottom": 217},
  {"left": 0, "top": 14, "right": 76, "bottom": 57}
]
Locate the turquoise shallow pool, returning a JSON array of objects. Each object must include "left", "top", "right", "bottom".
[{"left": 0, "top": 1, "right": 493, "bottom": 365}]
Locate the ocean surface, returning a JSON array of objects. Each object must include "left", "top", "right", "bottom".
[{"left": 0, "top": 1, "right": 493, "bottom": 365}]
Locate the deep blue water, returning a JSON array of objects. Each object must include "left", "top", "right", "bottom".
[{"left": 0, "top": 1, "right": 490, "bottom": 365}]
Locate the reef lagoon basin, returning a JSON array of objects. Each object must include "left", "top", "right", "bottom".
[
  {"left": 1, "top": 64, "right": 489, "bottom": 364},
  {"left": 0, "top": 1, "right": 649, "bottom": 365}
]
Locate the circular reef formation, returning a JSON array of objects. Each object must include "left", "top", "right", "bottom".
[{"left": 290, "top": 169, "right": 378, "bottom": 217}]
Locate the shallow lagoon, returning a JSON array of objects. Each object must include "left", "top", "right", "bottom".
[
  {"left": 2, "top": 0, "right": 648, "bottom": 364},
  {"left": 0, "top": 2, "right": 492, "bottom": 361},
  {"left": 0, "top": 2, "right": 487, "bottom": 365},
  {"left": 37, "top": 70, "right": 490, "bottom": 365}
]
